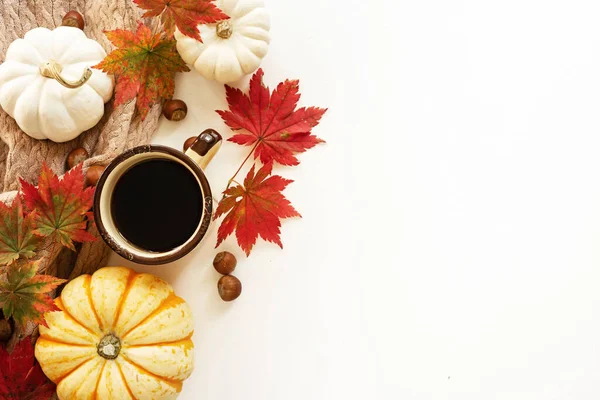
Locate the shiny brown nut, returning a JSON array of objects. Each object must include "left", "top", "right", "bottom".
[
  {"left": 62, "top": 10, "right": 85, "bottom": 30},
  {"left": 183, "top": 136, "right": 197, "bottom": 152},
  {"left": 213, "top": 251, "right": 237, "bottom": 275},
  {"left": 85, "top": 165, "right": 105, "bottom": 187},
  {"left": 66, "top": 147, "right": 89, "bottom": 170},
  {"left": 217, "top": 275, "right": 242, "bottom": 301},
  {"left": 163, "top": 99, "right": 188, "bottom": 121}
]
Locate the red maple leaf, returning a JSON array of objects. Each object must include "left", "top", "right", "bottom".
[
  {"left": 214, "top": 162, "right": 300, "bottom": 256},
  {"left": 0, "top": 260, "right": 65, "bottom": 328},
  {"left": 0, "top": 338, "right": 55, "bottom": 400},
  {"left": 217, "top": 69, "right": 327, "bottom": 166},
  {"left": 93, "top": 22, "right": 190, "bottom": 120},
  {"left": 134, "top": 0, "right": 228, "bottom": 41},
  {"left": 0, "top": 197, "right": 39, "bottom": 266},
  {"left": 20, "top": 163, "right": 95, "bottom": 251}
]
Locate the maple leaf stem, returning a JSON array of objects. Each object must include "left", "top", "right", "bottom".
[{"left": 225, "top": 142, "right": 259, "bottom": 191}]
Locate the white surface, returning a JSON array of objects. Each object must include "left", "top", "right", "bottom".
[{"left": 106, "top": 0, "right": 600, "bottom": 398}]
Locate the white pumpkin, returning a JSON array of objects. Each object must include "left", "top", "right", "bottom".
[
  {"left": 175, "top": 0, "right": 271, "bottom": 83},
  {"left": 0, "top": 26, "right": 114, "bottom": 142}
]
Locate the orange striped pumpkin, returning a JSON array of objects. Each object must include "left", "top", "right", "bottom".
[{"left": 35, "top": 267, "right": 194, "bottom": 399}]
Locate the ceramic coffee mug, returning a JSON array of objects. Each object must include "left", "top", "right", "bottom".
[{"left": 94, "top": 129, "right": 222, "bottom": 265}]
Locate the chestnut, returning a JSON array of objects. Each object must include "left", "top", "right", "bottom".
[
  {"left": 62, "top": 10, "right": 85, "bottom": 30},
  {"left": 163, "top": 99, "right": 188, "bottom": 121},
  {"left": 85, "top": 165, "right": 105, "bottom": 187},
  {"left": 217, "top": 275, "right": 242, "bottom": 301},
  {"left": 213, "top": 251, "right": 237, "bottom": 275},
  {"left": 66, "top": 147, "right": 89, "bottom": 170},
  {"left": 183, "top": 136, "right": 196, "bottom": 152}
]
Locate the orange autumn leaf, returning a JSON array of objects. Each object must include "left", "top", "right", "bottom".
[
  {"left": 0, "top": 260, "right": 65, "bottom": 328},
  {"left": 94, "top": 22, "right": 190, "bottom": 120},
  {"left": 134, "top": 0, "right": 228, "bottom": 41},
  {"left": 20, "top": 163, "right": 95, "bottom": 251},
  {"left": 0, "top": 197, "right": 39, "bottom": 265}
]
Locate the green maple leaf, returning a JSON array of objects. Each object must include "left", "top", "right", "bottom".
[
  {"left": 0, "top": 197, "right": 39, "bottom": 265},
  {"left": 20, "top": 163, "right": 96, "bottom": 251},
  {"left": 0, "top": 260, "right": 65, "bottom": 328}
]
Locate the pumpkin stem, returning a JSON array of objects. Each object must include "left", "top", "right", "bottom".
[
  {"left": 216, "top": 20, "right": 233, "bottom": 39},
  {"left": 97, "top": 334, "right": 121, "bottom": 360},
  {"left": 40, "top": 60, "right": 92, "bottom": 89}
]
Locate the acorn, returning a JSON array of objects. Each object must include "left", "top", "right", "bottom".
[
  {"left": 183, "top": 136, "right": 197, "bottom": 152},
  {"left": 85, "top": 165, "right": 105, "bottom": 187},
  {"left": 163, "top": 99, "right": 187, "bottom": 121},
  {"left": 62, "top": 10, "right": 85, "bottom": 30},
  {"left": 0, "top": 319, "right": 12, "bottom": 342},
  {"left": 66, "top": 147, "right": 89, "bottom": 170},
  {"left": 213, "top": 251, "right": 237, "bottom": 275},
  {"left": 217, "top": 275, "right": 242, "bottom": 302}
]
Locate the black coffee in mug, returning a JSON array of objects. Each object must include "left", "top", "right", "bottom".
[
  {"left": 95, "top": 129, "right": 222, "bottom": 265},
  {"left": 111, "top": 159, "right": 202, "bottom": 252}
]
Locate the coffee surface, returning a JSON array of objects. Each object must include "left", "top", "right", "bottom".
[{"left": 111, "top": 159, "right": 202, "bottom": 252}]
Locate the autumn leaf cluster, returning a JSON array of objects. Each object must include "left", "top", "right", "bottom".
[
  {"left": 0, "top": 164, "right": 94, "bottom": 329},
  {"left": 95, "top": 0, "right": 229, "bottom": 119},
  {"left": 214, "top": 69, "right": 327, "bottom": 256}
]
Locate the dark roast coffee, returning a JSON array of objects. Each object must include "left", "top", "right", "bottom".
[{"left": 111, "top": 159, "right": 202, "bottom": 252}]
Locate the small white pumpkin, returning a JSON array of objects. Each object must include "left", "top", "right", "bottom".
[
  {"left": 0, "top": 26, "right": 114, "bottom": 142},
  {"left": 175, "top": 0, "right": 271, "bottom": 83}
]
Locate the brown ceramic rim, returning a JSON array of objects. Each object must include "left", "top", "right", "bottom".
[{"left": 93, "top": 145, "right": 213, "bottom": 265}]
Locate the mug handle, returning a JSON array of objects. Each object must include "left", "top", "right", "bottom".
[{"left": 185, "top": 129, "right": 223, "bottom": 170}]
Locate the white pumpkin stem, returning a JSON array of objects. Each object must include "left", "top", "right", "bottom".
[
  {"left": 39, "top": 60, "right": 92, "bottom": 89},
  {"left": 216, "top": 20, "right": 233, "bottom": 39}
]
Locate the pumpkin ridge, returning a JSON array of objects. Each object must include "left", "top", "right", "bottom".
[
  {"left": 52, "top": 297, "right": 99, "bottom": 339},
  {"left": 0, "top": 75, "right": 34, "bottom": 113},
  {"left": 119, "top": 293, "right": 179, "bottom": 339},
  {"left": 123, "top": 334, "right": 194, "bottom": 348},
  {"left": 57, "top": 38, "right": 104, "bottom": 66},
  {"left": 0, "top": 61, "right": 37, "bottom": 84},
  {"left": 91, "top": 359, "right": 107, "bottom": 400},
  {"left": 53, "top": 356, "right": 97, "bottom": 386},
  {"left": 234, "top": 46, "right": 247, "bottom": 75},
  {"left": 37, "top": 341, "right": 96, "bottom": 384},
  {"left": 22, "top": 77, "right": 45, "bottom": 136},
  {"left": 111, "top": 269, "right": 137, "bottom": 332},
  {"left": 84, "top": 275, "right": 105, "bottom": 333},
  {"left": 119, "top": 354, "right": 184, "bottom": 391},
  {"left": 229, "top": 2, "right": 254, "bottom": 19},
  {"left": 87, "top": 66, "right": 108, "bottom": 98},
  {"left": 57, "top": 86, "right": 77, "bottom": 133},
  {"left": 116, "top": 360, "right": 138, "bottom": 400},
  {"left": 35, "top": 337, "right": 96, "bottom": 348},
  {"left": 72, "top": 359, "right": 106, "bottom": 399}
]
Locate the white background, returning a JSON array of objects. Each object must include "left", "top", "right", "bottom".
[{"left": 108, "top": 0, "right": 600, "bottom": 398}]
